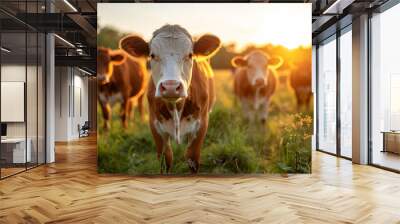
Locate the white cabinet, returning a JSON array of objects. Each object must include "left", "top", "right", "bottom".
[{"left": 1, "top": 138, "right": 32, "bottom": 163}]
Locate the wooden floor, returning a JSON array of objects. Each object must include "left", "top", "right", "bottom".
[{"left": 0, "top": 136, "right": 400, "bottom": 224}]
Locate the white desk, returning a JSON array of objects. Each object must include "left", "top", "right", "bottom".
[{"left": 1, "top": 138, "right": 31, "bottom": 163}]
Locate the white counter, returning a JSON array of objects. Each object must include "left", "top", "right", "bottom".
[{"left": 1, "top": 138, "right": 32, "bottom": 163}]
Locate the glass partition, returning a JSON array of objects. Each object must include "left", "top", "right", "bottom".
[
  {"left": 339, "top": 28, "right": 352, "bottom": 158},
  {"left": 317, "top": 36, "right": 337, "bottom": 154},
  {"left": 371, "top": 4, "right": 400, "bottom": 171},
  {"left": 0, "top": 1, "right": 46, "bottom": 179},
  {"left": 38, "top": 32, "right": 45, "bottom": 165},
  {"left": 27, "top": 31, "right": 38, "bottom": 169},
  {"left": 1, "top": 31, "right": 27, "bottom": 178}
]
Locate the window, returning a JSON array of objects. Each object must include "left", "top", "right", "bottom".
[
  {"left": 339, "top": 28, "right": 352, "bottom": 158},
  {"left": 370, "top": 3, "right": 400, "bottom": 171},
  {"left": 317, "top": 36, "right": 337, "bottom": 154}
]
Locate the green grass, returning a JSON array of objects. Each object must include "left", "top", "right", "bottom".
[{"left": 97, "top": 70, "right": 312, "bottom": 174}]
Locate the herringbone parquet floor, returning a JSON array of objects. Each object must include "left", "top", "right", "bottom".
[{"left": 0, "top": 135, "right": 400, "bottom": 224}]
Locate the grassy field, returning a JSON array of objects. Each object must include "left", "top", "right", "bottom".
[{"left": 97, "top": 69, "right": 312, "bottom": 175}]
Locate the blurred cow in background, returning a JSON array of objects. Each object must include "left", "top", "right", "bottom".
[
  {"left": 97, "top": 47, "right": 148, "bottom": 130},
  {"left": 289, "top": 56, "right": 312, "bottom": 110},
  {"left": 231, "top": 50, "right": 283, "bottom": 124}
]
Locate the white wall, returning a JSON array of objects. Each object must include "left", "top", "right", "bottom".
[
  {"left": 55, "top": 66, "right": 69, "bottom": 141},
  {"left": 1, "top": 65, "right": 30, "bottom": 138},
  {"left": 1, "top": 66, "right": 26, "bottom": 138},
  {"left": 71, "top": 73, "right": 89, "bottom": 138},
  {"left": 54, "top": 67, "right": 89, "bottom": 141}
]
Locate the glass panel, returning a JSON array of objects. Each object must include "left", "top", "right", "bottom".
[
  {"left": 0, "top": 1, "right": 46, "bottom": 178},
  {"left": 26, "top": 0, "right": 38, "bottom": 169},
  {"left": 27, "top": 31, "right": 38, "bottom": 169},
  {"left": 312, "top": 45, "right": 317, "bottom": 151},
  {"left": 371, "top": 4, "right": 400, "bottom": 171},
  {"left": 38, "top": 33, "right": 45, "bottom": 165},
  {"left": 1, "top": 30, "right": 27, "bottom": 177},
  {"left": 340, "top": 29, "right": 352, "bottom": 158},
  {"left": 317, "top": 37, "right": 337, "bottom": 154}
]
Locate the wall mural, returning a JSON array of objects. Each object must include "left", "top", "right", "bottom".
[{"left": 97, "top": 3, "right": 313, "bottom": 175}]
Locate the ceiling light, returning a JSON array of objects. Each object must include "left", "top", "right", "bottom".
[
  {"left": 54, "top": 34, "right": 75, "bottom": 48},
  {"left": 1, "top": 47, "right": 11, "bottom": 53},
  {"left": 63, "top": 0, "right": 78, "bottom": 12},
  {"left": 78, "top": 67, "right": 93, "bottom": 76},
  {"left": 76, "top": 48, "right": 86, "bottom": 55},
  {"left": 323, "top": 0, "right": 355, "bottom": 15}
]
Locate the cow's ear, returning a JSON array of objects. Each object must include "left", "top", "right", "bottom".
[
  {"left": 268, "top": 56, "right": 284, "bottom": 70},
  {"left": 120, "top": 35, "right": 149, "bottom": 57},
  {"left": 193, "top": 34, "right": 221, "bottom": 57},
  {"left": 110, "top": 52, "right": 126, "bottom": 65},
  {"left": 231, "top": 56, "right": 247, "bottom": 67}
]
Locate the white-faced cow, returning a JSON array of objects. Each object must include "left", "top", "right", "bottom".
[
  {"left": 97, "top": 47, "right": 148, "bottom": 130},
  {"left": 120, "top": 25, "right": 221, "bottom": 173},
  {"left": 231, "top": 50, "right": 283, "bottom": 123}
]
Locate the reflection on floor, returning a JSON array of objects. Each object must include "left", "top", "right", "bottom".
[
  {"left": 0, "top": 167, "right": 25, "bottom": 177},
  {"left": 373, "top": 151, "right": 400, "bottom": 171},
  {"left": 340, "top": 147, "right": 352, "bottom": 158},
  {"left": 0, "top": 164, "right": 42, "bottom": 178}
]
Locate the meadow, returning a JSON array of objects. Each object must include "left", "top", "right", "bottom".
[{"left": 97, "top": 69, "right": 312, "bottom": 175}]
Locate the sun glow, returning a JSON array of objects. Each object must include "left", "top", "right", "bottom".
[{"left": 98, "top": 3, "right": 311, "bottom": 51}]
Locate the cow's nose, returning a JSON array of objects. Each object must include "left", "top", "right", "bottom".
[
  {"left": 254, "top": 78, "right": 265, "bottom": 86},
  {"left": 160, "top": 80, "right": 184, "bottom": 99}
]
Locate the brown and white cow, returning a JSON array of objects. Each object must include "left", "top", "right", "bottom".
[
  {"left": 231, "top": 50, "right": 283, "bottom": 123},
  {"left": 120, "top": 25, "right": 220, "bottom": 173},
  {"left": 289, "top": 58, "right": 312, "bottom": 110},
  {"left": 97, "top": 47, "right": 148, "bottom": 130}
]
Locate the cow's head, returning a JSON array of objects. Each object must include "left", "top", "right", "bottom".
[
  {"left": 97, "top": 47, "right": 126, "bottom": 85},
  {"left": 231, "top": 50, "right": 283, "bottom": 88},
  {"left": 120, "top": 25, "right": 220, "bottom": 102}
]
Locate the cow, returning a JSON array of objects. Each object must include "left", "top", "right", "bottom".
[
  {"left": 289, "top": 57, "right": 312, "bottom": 110},
  {"left": 231, "top": 50, "right": 283, "bottom": 124},
  {"left": 97, "top": 47, "right": 148, "bottom": 130},
  {"left": 120, "top": 25, "right": 221, "bottom": 174}
]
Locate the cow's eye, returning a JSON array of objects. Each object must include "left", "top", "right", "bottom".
[
  {"left": 184, "top": 53, "right": 193, "bottom": 61},
  {"left": 150, "top": 54, "right": 160, "bottom": 61}
]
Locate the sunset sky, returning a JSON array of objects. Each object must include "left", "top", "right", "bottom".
[{"left": 98, "top": 3, "right": 311, "bottom": 50}]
